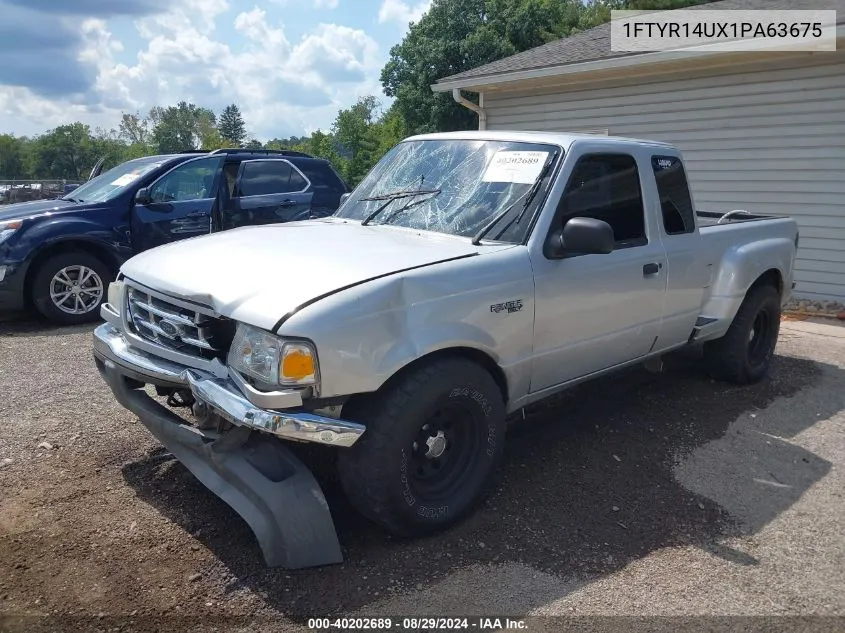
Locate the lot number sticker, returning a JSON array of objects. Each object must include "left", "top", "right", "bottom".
[
  {"left": 111, "top": 174, "right": 139, "bottom": 187},
  {"left": 482, "top": 151, "right": 548, "bottom": 184}
]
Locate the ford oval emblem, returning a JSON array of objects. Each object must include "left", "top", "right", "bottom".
[{"left": 158, "top": 319, "right": 181, "bottom": 338}]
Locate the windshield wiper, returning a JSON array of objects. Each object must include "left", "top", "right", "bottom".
[
  {"left": 62, "top": 197, "right": 83, "bottom": 203},
  {"left": 470, "top": 152, "right": 558, "bottom": 246},
  {"left": 359, "top": 188, "right": 442, "bottom": 226}
]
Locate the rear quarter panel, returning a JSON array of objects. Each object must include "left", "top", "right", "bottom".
[{"left": 697, "top": 217, "right": 798, "bottom": 340}]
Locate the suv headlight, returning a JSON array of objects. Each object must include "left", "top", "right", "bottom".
[
  {"left": 0, "top": 219, "right": 22, "bottom": 245},
  {"left": 227, "top": 323, "right": 319, "bottom": 390}
]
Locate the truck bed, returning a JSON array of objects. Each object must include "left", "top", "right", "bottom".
[{"left": 696, "top": 209, "right": 785, "bottom": 227}]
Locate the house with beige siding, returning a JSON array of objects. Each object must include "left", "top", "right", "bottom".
[{"left": 432, "top": 0, "right": 845, "bottom": 300}]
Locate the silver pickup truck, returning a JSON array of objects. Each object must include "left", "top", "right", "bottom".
[{"left": 93, "top": 131, "right": 799, "bottom": 568}]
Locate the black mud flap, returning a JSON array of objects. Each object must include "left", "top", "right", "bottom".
[{"left": 97, "top": 358, "right": 344, "bottom": 569}]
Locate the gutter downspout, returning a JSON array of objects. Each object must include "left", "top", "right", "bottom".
[{"left": 452, "top": 88, "right": 487, "bottom": 130}]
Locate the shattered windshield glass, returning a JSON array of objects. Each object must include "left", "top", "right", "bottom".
[{"left": 335, "top": 139, "right": 561, "bottom": 243}]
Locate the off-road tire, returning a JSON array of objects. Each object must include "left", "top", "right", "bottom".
[
  {"left": 337, "top": 357, "right": 506, "bottom": 536},
  {"left": 703, "top": 283, "right": 781, "bottom": 384},
  {"left": 31, "top": 251, "right": 112, "bottom": 325}
]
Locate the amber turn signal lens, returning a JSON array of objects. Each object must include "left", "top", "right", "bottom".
[{"left": 281, "top": 347, "right": 316, "bottom": 381}]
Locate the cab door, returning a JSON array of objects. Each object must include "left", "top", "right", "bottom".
[
  {"left": 220, "top": 159, "right": 313, "bottom": 231},
  {"left": 529, "top": 150, "right": 669, "bottom": 391},
  {"left": 130, "top": 155, "right": 225, "bottom": 253}
]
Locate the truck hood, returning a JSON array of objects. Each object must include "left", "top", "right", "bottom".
[{"left": 120, "top": 219, "right": 506, "bottom": 331}]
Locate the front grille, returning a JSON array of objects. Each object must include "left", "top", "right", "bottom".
[{"left": 126, "top": 286, "right": 235, "bottom": 360}]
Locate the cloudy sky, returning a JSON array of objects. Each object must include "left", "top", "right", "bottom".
[{"left": 0, "top": 0, "right": 432, "bottom": 141}]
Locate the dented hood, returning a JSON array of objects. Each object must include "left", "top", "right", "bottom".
[{"left": 120, "top": 219, "right": 501, "bottom": 331}]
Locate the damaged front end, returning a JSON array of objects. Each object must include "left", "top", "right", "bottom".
[{"left": 92, "top": 292, "right": 365, "bottom": 569}]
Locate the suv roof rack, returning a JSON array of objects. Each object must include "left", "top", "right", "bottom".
[{"left": 208, "top": 148, "right": 314, "bottom": 158}]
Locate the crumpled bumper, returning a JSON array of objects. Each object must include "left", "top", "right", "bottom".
[
  {"left": 92, "top": 322, "right": 365, "bottom": 448},
  {"left": 92, "top": 323, "right": 352, "bottom": 569}
]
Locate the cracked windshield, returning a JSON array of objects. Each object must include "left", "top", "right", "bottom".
[{"left": 336, "top": 139, "right": 560, "bottom": 243}]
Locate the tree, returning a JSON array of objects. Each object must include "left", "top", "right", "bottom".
[
  {"left": 382, "top": 0, "right": 715, "bottom": 135},
  {"left": 29, "top": 123, "right": 98, "bottom": 180},
  {"left": 265, "top": 135, "right": 309, "bottom": 151},
  {"left": 616, "top": 0, "right": 717, "bottom": 9},
  {"left": 218, "top": 104, "right": 247, "bottom": 147},
  {"left": 91, "top": 127, "right": 130, "bottom": 173},
  {"left": 0, "top": 134, "right": 30, "bottom": 180},
  {"left": 150, "top": 102, "right": 218, "bottom": 153},
  {"left": 372, "top": 104, "right": 407, "bottom": 158},
  {"left": 381, "top": 0, "right": 585, "bottom": 134},
  {"left": 118, "top": 112, "right": 151, "bottom": 146},
  {"left": 333, "top": 96, "right": 383, "bottom": 185}
]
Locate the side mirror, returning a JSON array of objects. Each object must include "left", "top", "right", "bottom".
[
  {"left": 545, "top": 217, "right": 615, "bottom": 258},
  {"left": 135, "top": 187, "right": 152, "bottom": 205},
  {"left": 339, "top": 192, "right": 351, "bottom": 206}
]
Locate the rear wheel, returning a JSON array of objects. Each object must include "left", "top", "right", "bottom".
[
  {"left": 337, "top": 357, "right": 506, "bottom": 536},
  {"left": 703, "top": 283, "right": 781, "bottom": 384},
  {"left": 31, "top": 252, "right": 112, "bottom": 325}
]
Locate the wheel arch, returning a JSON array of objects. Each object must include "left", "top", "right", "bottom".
[
  {"left": 24, "top": 239, "right": 121, "bottom": 307},
  {"left": 342, "top": 346, "right": 509, "bottom": 418},
  {"left": 748, "top": 267, "right": 783, "bottom": 298}
]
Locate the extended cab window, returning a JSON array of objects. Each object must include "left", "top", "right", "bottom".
[
  {"left": 652, "top": 156, "right": 695, "bottom": 235},
  {"left": 237, "top": 160, "right": 308, "bottom": 196},
  {"left": 150, "top": 157, "right": 218, "bottom": 203},
  {"left": 558, "top": 153, "right": 646, "bottom": 247}
]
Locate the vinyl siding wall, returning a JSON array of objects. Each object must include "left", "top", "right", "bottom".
[{"left": 482, "top": 55, "right": 845, "bottom": 300}]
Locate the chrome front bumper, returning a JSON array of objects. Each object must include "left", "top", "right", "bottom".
[{"left": 93, "top": 322, "right": 365, "bottom": 448}]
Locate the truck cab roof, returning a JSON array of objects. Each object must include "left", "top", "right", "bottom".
[{"left": 405, "top": 130, "right": 677, "bottom": 152}]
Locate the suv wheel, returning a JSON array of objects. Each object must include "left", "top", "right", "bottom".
[{"left": 31, "top": 252, "right": 111, "bottom": 325}]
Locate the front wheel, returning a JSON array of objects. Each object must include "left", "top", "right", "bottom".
[
  {"left": 31, "top": 252, "right": 112, "bottom": 325},
  {"left": 337, "top": 357, "right": 506, "bottom": 536},
  {"left": 703, "top": 283, "right": 781, "bottom": 384}
]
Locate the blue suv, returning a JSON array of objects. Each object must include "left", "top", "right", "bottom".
[{"left": 0, "top": 149, "right": 349, "bottom": 324}]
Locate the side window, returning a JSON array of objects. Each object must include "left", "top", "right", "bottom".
[
  {"left": 297, "top": 161, "right": 347, "bottom": 195},
  {"left": 652, "top": 155, "right": 695, "bottom": 235},
  {"left": 558, "top": 153, "right": 646, "bottom": 247},
  {"left": 288, "top": 168, "right": 308, "bottom": 192},
  {"left": 237, "top": 160, "right": 308, "bottom": 196},
  {"left": 150, "top": 158, "right": 219, "bottom": 203}
]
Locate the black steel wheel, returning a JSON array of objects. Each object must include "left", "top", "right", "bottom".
[
  {"left": 703, "top": 283, "right": 781, "bottom": 384},
  {"left": 337, "top": 357, "right": 506, "bottom": 536}
]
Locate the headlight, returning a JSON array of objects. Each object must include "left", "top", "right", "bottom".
[
  {"left": 227, "top": 323, "right": 319, "bottom": 390},
  {"left": 0, "top": 219, "right": 22, "bottom": 245}
]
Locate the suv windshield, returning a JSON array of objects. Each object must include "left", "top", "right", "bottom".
[
  {"left": 336, "top": 139, "right": 560, "bottom": 243},
  {"left": 62, "top": 156, "right": 169, "bottom": 203}
]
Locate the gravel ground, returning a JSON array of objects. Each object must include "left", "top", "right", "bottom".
[
  {"left": 0, "top": 315, "right": 843, "bottom": 633},
  {"left": 783, "top": 298, "right": 845, "bottom": 319}
]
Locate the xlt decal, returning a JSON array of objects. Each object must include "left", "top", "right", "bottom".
[{"left": 490, "top": 299, "right": 524, "bottom": 314}]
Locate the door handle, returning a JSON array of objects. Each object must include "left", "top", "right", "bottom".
[
  {"left": 278, "top": 200, "right": 296, "bottom": 208},
  {"left": 643, "top": 262, "right": 662, "bottom": 275},
  {"left": 185, "top": 211, "right": 209, "bottom": 218}
]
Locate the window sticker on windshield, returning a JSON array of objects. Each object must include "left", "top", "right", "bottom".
[
  {"left": 111, "top": 174, "right": 138, "bottom": 187},
  {"left": 482, "top": 151, "right": 549, "bottom": 184}
]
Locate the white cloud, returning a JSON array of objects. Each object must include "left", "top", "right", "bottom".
[
  {"left": 378, "top": 0, "right": 431, "bottom": 28},
  {"left": 0, "top": 0, "right": 381, "bottom": 140}
]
